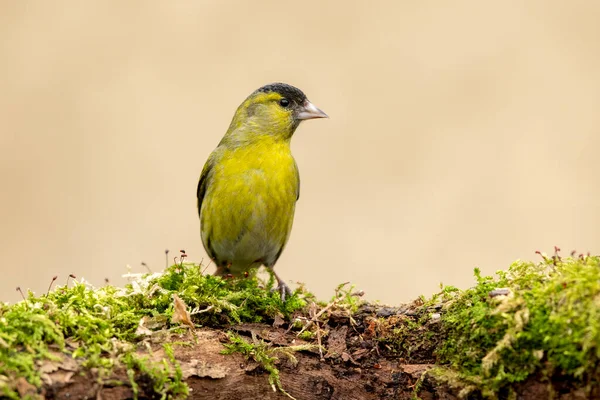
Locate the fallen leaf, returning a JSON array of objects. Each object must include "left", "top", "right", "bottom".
[{"left": 172, "top": 294, "right": 194, "bottom": 329}]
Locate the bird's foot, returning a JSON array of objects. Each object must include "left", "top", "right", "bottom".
[
  {"left": 266, "top": 268, "right": 292, "bottom": 301},
  {"left": 274, "top": 281, "right": 293, "bottom": 302}
]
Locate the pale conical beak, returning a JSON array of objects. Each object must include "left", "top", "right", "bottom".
[{"left": 296, "top": 100, "right": 328, "bottom": 120}]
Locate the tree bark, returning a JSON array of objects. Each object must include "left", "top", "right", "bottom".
[{"left": 35, "top": 304, "right": 590, "bottom": 400}]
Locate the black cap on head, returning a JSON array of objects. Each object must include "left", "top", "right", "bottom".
[{"left": 255, "top": 83, "right": 307, "bottom": 105}]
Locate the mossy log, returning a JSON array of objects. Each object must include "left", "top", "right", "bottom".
[{"left": 2, "top": 252, "right": 600, "bottom": 399}]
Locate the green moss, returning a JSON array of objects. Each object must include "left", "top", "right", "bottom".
[
  {"left": 0, "top": 262, "right": 310, "bottom": 398},
  {"left": 3, "top": 254, "right": 598, "bottom": 398},
  {"left": 123, "top": 343, "right": 188, "bottom": 399},
  {"left": 327, "top": 282, "right": 364, "bottom": 313},
  {"left": 222, "top": 332, "right": 285, "bottom": 393},
  {"left": 297, "top": 330, "right": 315, "bottom": 340},
  {"left": 221, "top": 331, "right": 316, "bottom": 399},
  {"left": 130, "top": 263, "right": 311, "bottom": 325},
  {"left": 436, "top": 254, "right": 600, "bottom": 397}
]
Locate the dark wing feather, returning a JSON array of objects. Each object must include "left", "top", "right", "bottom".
[
  {"left": 196, "top": 156, "right": 214, "bottom": 215},
  {"left": 197, "top": 154, "right": 219, "bottom": 262},
  {"left": 294, "top": 160, "right": 300, "bottom": 201}
]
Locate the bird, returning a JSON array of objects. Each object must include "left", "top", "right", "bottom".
[{"left": 197, "top": 83, "right": 328, "bottom": 299}]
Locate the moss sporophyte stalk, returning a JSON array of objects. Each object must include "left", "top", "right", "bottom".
[{"left": 1, "top": 252, "right": 599, "bottom": 398}]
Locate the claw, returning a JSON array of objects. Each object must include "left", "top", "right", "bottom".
[
  {"left": 268, "top": 269, "right": 292, "bottom": 301},
  {"left": 277, "top": 281, "right": 293, "bottom": 302}
]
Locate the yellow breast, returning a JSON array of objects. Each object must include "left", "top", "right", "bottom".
[{"left": 200, "top": 140, "right": 299, "bottom": 271}]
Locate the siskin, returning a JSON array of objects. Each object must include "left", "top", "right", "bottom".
[{"left": 197, "top": 83, "right": 328, "bottom": 299}]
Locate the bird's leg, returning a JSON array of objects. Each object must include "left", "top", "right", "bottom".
[
  {"left": 268, "top": 268, "right": 292, "bottom": 301},
  {"left": 214, "top": 262, "right": 232, "bottom": 276}
]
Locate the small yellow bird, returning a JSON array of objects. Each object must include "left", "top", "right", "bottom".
[{"left": 197, "top": 83, "right": 328, "bottom": 298}]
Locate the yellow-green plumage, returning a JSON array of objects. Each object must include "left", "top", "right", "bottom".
[
  {"left": 200, "top": 139, "right": 298, "bottom": 274},
  {"left": 197, "top": 83, "right": 327, "bottom": 297}
]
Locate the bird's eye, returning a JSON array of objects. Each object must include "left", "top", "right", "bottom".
[{"left": 279, "top": 98, "right": 290, "bottom": 108}]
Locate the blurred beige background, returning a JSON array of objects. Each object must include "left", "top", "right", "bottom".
[{"left": 1, "top": 1, "right": 599, "bottom": 304}]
